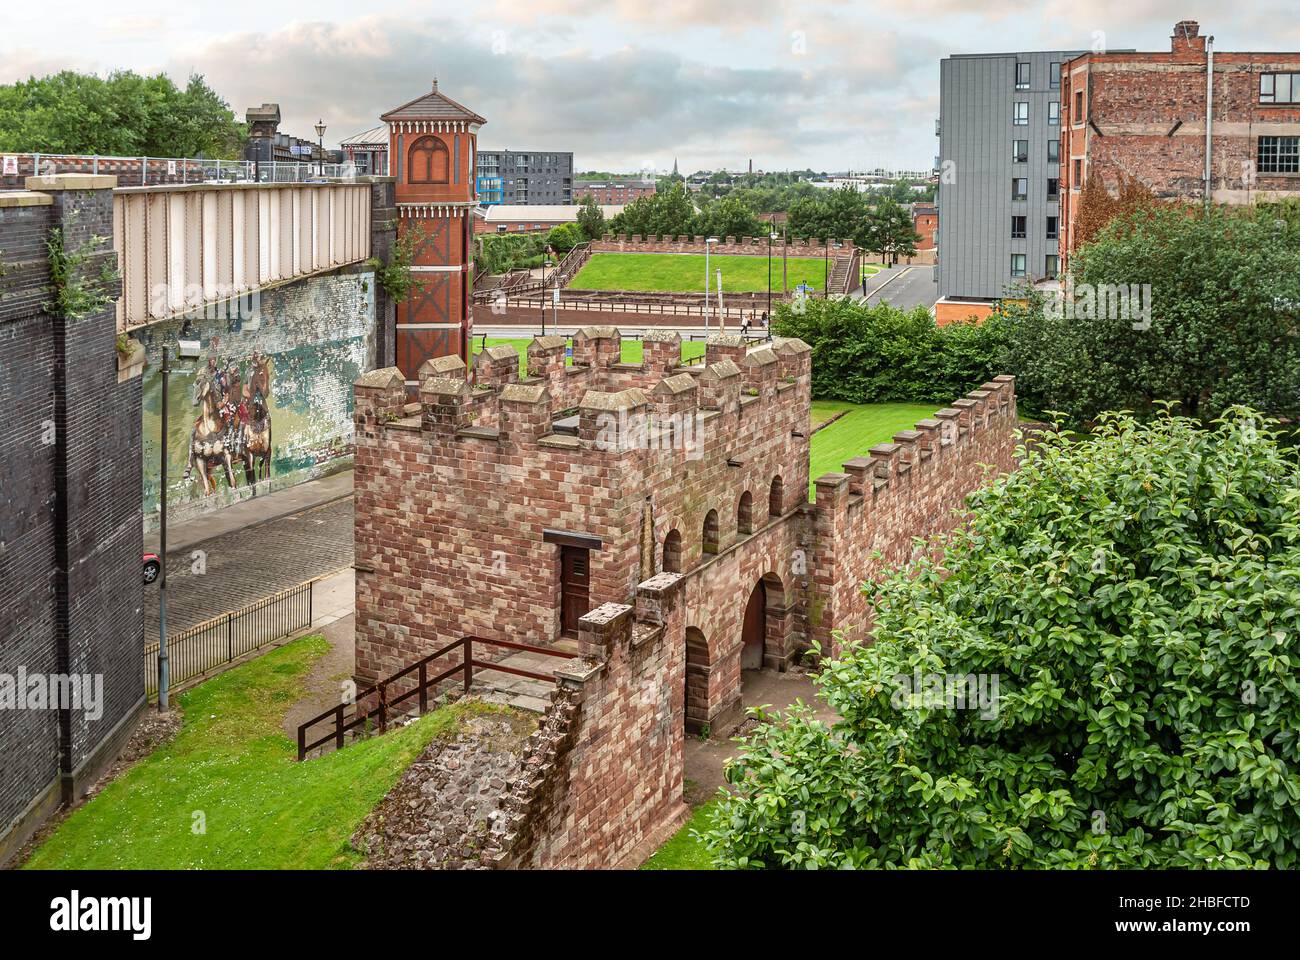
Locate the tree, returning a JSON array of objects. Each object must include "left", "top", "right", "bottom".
[
  {"left": 575, "top": 194, "right": 606, "bottom": 241},
  {"left": 608, "top": 183, "right": 698, "bottom": 238},
  {"left": 545, "top": 222, "right": 586, "bottom": 254},
  {"left": 693, "top": 196, "right": 762, "bottom": 240},
  {"left": 1002, "top": 202, "right": 1300, "bottom": 426},
  {"left": 787, "top": 185, "right": 870, "bottom": 244},
  {"left": 1071, "top": 172, "right": 1157, "bottom": 253},
  {"left": 704, "top": 409, "right": 1300, "bottom": 868},
  {"left": 0, "top": 71, "right": 246, "bottom": 158},
  {"left": 863, "top": 196, "right": 919, "bottom": 264}
]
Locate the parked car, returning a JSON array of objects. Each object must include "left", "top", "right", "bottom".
[{"left": 143, "top": 552, "right": 161, "bottom": 585}]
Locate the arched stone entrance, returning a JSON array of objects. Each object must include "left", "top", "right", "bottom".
[
  {"left": 741, "top": 572, "right": 790, "bottom": 672},
  {"left": 684, "top": 626, "right": 710, "bottom": 734}
]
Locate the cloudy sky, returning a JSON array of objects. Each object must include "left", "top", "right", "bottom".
[{"left": 4, "top": 1, "right": 1299, "bottom": 173}]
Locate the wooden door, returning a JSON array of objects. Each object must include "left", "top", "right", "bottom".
[
  {"left": 741, "top": 580, "right": 766, "bottom": 670},
  {"left": 560, "top": 546, "right": 590, "bottom": 637}
]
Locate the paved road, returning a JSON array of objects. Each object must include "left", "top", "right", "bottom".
[
  {"left": 862, "top": 264, "right": 939, "bottom": 312},
  {"left": 144, "top": 497, "right": 354, "bottom": 639}
]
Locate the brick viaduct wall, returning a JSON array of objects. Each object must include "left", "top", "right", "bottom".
[
  {"left": 809, "top": 376, "right": 1020, "bottom": 652},
  {"left": 0, "top": 176, "right": 145, "bottom": 861}
]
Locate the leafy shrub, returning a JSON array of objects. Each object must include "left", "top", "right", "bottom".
[
  {"left": 704, "top": 409, "right": 1300, "bottom": 868},
  {"left": 771, "top": 297, "right": 1005, "bottom": 404}
]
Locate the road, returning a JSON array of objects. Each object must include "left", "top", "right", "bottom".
[
  {"left": 860, "top": 264, "right": 939, "bottom": 311},
  {"left": 144, "top": 497, "right": 354, "bottom": 639}
]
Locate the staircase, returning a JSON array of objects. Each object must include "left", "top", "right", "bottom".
[{"left": 828, "top": 249, "right": 858, "bottom": 296}]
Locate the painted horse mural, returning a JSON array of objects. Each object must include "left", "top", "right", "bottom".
[
  {"left": 184, "top": 351, "right": 274, "bottom": 494},
  {"left": 184, "top": 370, "right": 237, "bottom": 494}
]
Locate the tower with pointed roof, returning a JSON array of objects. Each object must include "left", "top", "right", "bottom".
[{"left": 382, "top": 79, "right": 486, "bottom": 382}]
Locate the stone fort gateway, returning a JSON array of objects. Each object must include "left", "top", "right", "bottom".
[{"left": 350, "top": 329, "right": 1020, "bottom": 866}]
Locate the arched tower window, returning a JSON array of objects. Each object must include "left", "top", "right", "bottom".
[
  {"left": 702, "top": 509, "right": 720, "bottom": 555},
  {"left": 663, "top": 529, "right": 682, "bottom": 573},
  {"left": 737, "top": 491, "right": 754, "bottom": 534},
  {"left": 408, "top": 136, "right": 449, "bottom": 184},
  {"left": 769, "top": 476, "right": 785, "bottom": 517}
]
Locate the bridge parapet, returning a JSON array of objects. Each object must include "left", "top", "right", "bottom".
[{"left": 111, "top": 180, "right": 376, "bottom": 330}]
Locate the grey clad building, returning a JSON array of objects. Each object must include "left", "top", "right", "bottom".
[
  {"left": 936, "top": 50, "right": 1082, "bottom": 318},
  {"left": 475, "top": 150, "right": 574, "bottom": 206}
]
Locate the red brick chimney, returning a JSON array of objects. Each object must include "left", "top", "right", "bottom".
[{"left": 1171, "top": 20, "right": 1206, "bottom": 54}]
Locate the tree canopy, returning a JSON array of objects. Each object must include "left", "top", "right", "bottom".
[
  {"left": 1003, "top": 202, "right": 1300, "bottom": 426},
  {"left": 0, "top": 71, "right": 246, "bottom": 159},
  {"left": 705, "top": 409, "right": 1300, "bottom": 868}
]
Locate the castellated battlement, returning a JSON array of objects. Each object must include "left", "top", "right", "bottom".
[{"left": 353, "top": 327, "right": 813, "bottom": 471}]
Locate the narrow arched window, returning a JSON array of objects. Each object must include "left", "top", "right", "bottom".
[
  {"left": 663, "top": 529, "right": 682, "bottom": 573},
  {"left": 702, "top": 510, "right": 720, "bottom": 555},
  {"left": 769, "top": 476, "right": 784, "bottom": 517},
  {"left": 408, "top": 136, "right": 449, "bottom": 184},
  {"left": 737, "top": 491, "right": 754, "bottom": 534}
]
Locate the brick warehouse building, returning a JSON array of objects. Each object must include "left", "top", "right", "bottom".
[
  {"left": 1060, "top": 20, "right": 1300, "bottom": 270},
  {"left": 351, "top": 330, "right": 1019, "bottom": 739},
  {"left": 382, "top": 81, "right": 486, "bottom": 385}
]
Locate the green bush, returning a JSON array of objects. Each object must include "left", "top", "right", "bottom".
[
  {"left": 704, "top": 409, "right": 1300, "bottom": 868},
  {"left": 771, "top": 297, "right": 1005, "bottom": 404}
]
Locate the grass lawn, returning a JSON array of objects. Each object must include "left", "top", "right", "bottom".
[
  {"left": 24, "top": 636, "right": 500, "bottom": 870},
  {"left": 473, "top": 336, "right": 707, "bottom": 375},
  {"left": 640, "top": 798, "right": 720, "bottom": 870},
  {"left": 807, "top": 401, "right": 940, "bottom": 500},
  {"left": 570, "top": 252, "right": 863, "bottom": 294}
]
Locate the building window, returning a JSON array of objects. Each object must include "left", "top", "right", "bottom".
[
  {"left": 1050, "top": 62, "right": 1061, "bottom": 88},
  {"left": 702, "top": 509, "right": 720, "bottom": 555},
  {"left": 1260, "top": 73, "right": 1300, "bottom": 104},
  {"left": 1012, "top": 139, "right": 1029, "bottom": 163},
  {"left": 1073, "top": 158, "right": 1083, "bottom": 183},
  {"left": 1010, "top": 254, "right": 1026, "bottom": 278},
  {"left": 1047, "top": 139, "right": 1060, "bottom": 163},
  {"left": 1074, "top": 90, "right": 1084, "bottom": 120},
  {"left": 1046, "top": 216, "right": 1059, "bottom": 239},
  {"left": 1016, "top": 62, "right": 1031, "bottom": 89},
  {"left": 1258, "top": 136, "right": 1300, "bottom": 174},
  {"left": 1012, "top": 177, "right": 1028, "bottom": 201},
  {"left": 662, "top": 529, "right": 682, "bottom": 573},
  {"left": 1044, "top": 254, "right": 1059, "bottom": 279},
  {"left": 1049, "top": 101, "right": 1060, "bottom": 125},
  {"left": 1011, "top": 215, "right": 1027, "bottom": 239},
  {"left": 1047, "top": 177, "right": 1059, "bottom": 200},
  {"left": 407, "top": 136, "right": 449, "bottom": 184},
  {"left": 769, "top": 476, "right": 784, "bottom": 517},
  {"left": 1013, "top": 102, "right": 1029, "bottom": 125},
  {"left": 737, "top": 491, "right": 754, "bottom": 535}
]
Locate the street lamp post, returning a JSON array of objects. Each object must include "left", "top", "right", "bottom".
[
  {"left": 314, "top": 119, "right": 327, "bottom": 177},
  {"left": 767, "top": 231, "right": 775, "bottom": 321},
  {"left": 823, "top": 238, "right": 829, "bottom": 298},
  {"left": 157, "top": 340, "right": 198, "bottom": 711},
  {"left": 704, "top": 237, "right": 719, "bottom": 337},
  {"left": 540, "top": 255, "right": 550, "bottom": 336}
]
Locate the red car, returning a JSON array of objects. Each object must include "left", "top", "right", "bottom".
[{"left": 143, "top": 552, "right": 161, "bottom": 585}]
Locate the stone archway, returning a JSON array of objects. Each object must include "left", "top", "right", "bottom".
[
  {"left": 684, "top": 626, "right": 710, "bottom": 734},
  {"left": 741, "top": 572, "right": 790, "bottom": 672}
]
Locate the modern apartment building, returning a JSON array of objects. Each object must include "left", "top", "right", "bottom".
[
  {"left": 935, "top": 48, "right": 1085, "bottom": 323},
  {"left": 1060, "top": 21, "right": 1300, "bottom": 272},
  {"left": 475, "top": 150, "right": 574, "bottom": 205}
]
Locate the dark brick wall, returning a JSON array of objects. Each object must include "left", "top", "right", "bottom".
[
  {"left": 0, "top": 182, "right": 144, "bottom": 858},
  {"left": 0, "top": 201, "right": 61, "bottom": 847}
]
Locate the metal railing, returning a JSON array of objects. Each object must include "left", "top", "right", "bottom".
[
  {"left": 4, "top": 152, "right": 357, "bottom": 188},
  {"left": 296, "top": 636, "right": 578, "bottom": 760},
  {"left": 487, "top": 295, "right": 762, "bottom": 324},
  {"left": 144, "top": 576, "right": 322, "bottom": 697}
]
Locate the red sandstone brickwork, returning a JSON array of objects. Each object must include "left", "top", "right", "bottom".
[
  {"left": 808, "top": 376, "right": 1020, "bottom": 653},
  {"left": 1059, "top": 22, "right": 1300, "bottom": 269},
  {"left": 352, "top": 331, "right": 1018, "bottom": 742},
  {"left": 593, "top": 235, "right": 854, "bottom": 256},
  {"left": 486, "top": 577, "right": 689, "bottom": 869}
]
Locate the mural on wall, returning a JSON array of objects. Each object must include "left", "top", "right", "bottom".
[{"left": 137, "top": 270, "right": 376, "bottom": 528}]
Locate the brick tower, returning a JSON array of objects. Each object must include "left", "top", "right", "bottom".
[{"left": 382, "top": 80, "right": 486, "bottom": 386}]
